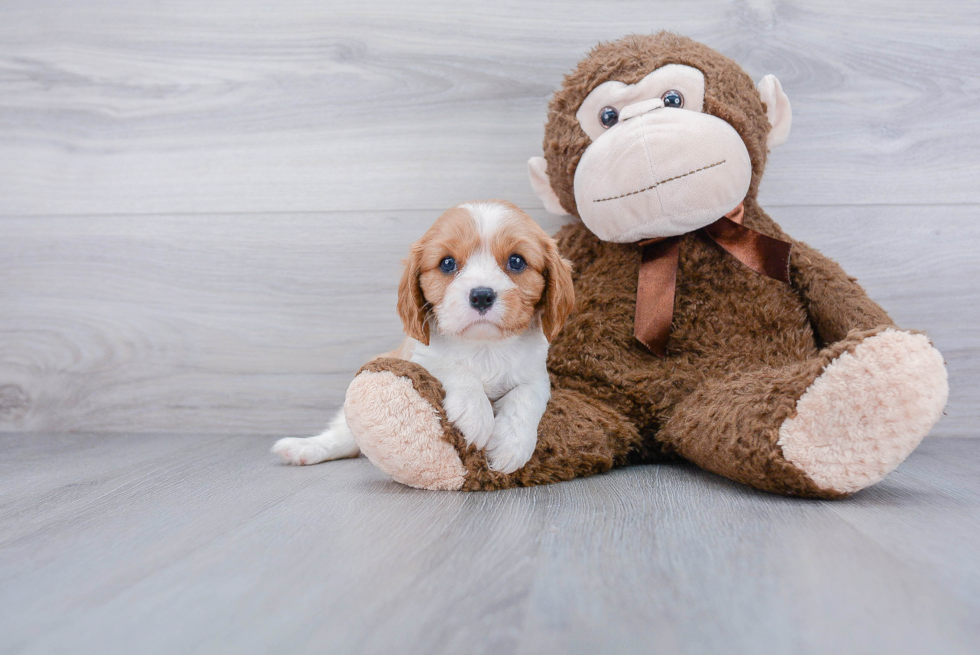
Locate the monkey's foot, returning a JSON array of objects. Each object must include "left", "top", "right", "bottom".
[
  {"left": 344, "top": 360, "right": 466, "bottom": 491},
  {"left": 778, "top": 329, "right": 948, "bottom": 495}
]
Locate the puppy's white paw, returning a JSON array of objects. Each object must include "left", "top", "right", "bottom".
[
  {"left": 272, "top": 437, "right": 331, "bottom": 465},
  {"left": 443, "top": 390, "right": 495, "bottom": 449},
  {"left": 272, "top": 429, "right": 359, "bottom": 466},
  {"left": 486, "top": 415, "right": 538, "bottom": 474}
]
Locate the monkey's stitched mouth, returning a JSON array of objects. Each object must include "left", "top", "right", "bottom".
[{"left": 593, "top": 160, "right": 726, "bottom": 203}]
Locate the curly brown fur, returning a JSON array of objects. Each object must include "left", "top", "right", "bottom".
[
  {"left": 457, "top": 383, "right": 643, "bottom": 491},
  {"left": 515, "top": 33, "right": 899, "bottom": 497},
  {"left": 657, "top": 326, "right": 893, "bottom": 498}
]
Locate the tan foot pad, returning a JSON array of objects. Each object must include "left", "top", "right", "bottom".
[
  {"left": 344, "top": 370, "right": 466, "bottom": 491},
  {"left": 778, "top": 329, "right": 948, "bottom": 495}
]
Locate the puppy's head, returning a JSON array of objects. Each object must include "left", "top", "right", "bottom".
[{"left": 398, "top": 200, "right": 574, "bottom": 344}]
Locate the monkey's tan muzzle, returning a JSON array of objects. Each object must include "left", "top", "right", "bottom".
[{"left": 573, "top": 108, "right": 752, "bottom": 243}]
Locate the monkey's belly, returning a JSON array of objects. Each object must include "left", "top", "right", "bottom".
[
  {"left": 667, "top": 239, "right": 818, "bottom": 370},
  {"left": 547, "top": 232, "right": 818, "bottom": 422}
]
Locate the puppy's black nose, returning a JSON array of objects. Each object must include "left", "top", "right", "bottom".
[{"left": 469, "top": 287, "right": 496, "bottom": 314}]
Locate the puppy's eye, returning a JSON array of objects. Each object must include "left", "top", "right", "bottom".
[
  {"left": 439, "top": 257, "right": 456, "bottom": 273},
  {"left": 507, "top": 254, "right": 527, "bottom": 272},
  {"left": 661, "top": 90, "right": 684, "bottom": 109},
  {"left": 599, "top": 106, "right": 619, "bottom": 129}
]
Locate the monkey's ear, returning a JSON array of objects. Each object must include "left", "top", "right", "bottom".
[
  {"left": 757, "top": 75, "right": 792, "bottom": 149},
  {"left": 528, "top": 157, "right": 570, "bottom": 216}
]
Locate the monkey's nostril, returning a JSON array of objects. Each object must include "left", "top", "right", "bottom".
[{"left": 469, "top": 287, "right": 496, "bottom": 314}]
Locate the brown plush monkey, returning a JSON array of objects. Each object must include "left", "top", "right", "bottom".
[{"left": 343, "top": 33, "right": 948, "bottom": 498}]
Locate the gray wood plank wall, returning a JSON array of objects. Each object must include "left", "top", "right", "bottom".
[{"left": 1, "top": 0, "right": 978, "bottom": 436}]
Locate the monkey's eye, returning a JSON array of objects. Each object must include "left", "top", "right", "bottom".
[
  {"left": 661, "top": 90, "right": 684, "bottom": 109},
  {"left": 599, "top": 106, "right": 619, "bottom": 129},
  {"left": 439, "top": 256, "right": 457, "bottom": 273},
  {"left": 507, "top": 254, "right": 527, "bottom": 272}
]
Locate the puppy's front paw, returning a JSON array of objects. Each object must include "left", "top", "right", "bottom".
[
  {"left": 486, "top": 415, "right": 538, "bottom": 474},
  {"left": 272, "top": 437, "right": 331, "bottom": 465},
  {"left": 272, "top": 429, "right": 358, "bottom": 466},
  {"left": 443, "top": 391, "right": 494, "bottom": 449}
]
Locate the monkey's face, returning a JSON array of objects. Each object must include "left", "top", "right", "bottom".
[
  {"left": 528, "top": 35, "right": 792, "bottom": 244},
  {"left": 572, "top": 64, "right": 752, "bottom": 242}
]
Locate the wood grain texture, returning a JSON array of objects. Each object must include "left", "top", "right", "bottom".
[
  {"left": 1, "top": 206, "right": 975, "bottom": 436},
  {"left": 1, "top": 433, "right": 978, "bottom": 654},
  {"left": 0, "top": 209, "right": 569, "bottom": 435},
  {"left": 0, "top": 0, "right": 977, "bottom": 437},
  {"left": 0, "top": 0, "right": 978, "bottom": 215}
]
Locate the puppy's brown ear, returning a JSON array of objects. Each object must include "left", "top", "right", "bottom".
[
  {"left": 397, "top": 243, "right": 430, "bottom": 345},
  {"left": 539, "top": 237, "right": 575, "bottom": 342}
]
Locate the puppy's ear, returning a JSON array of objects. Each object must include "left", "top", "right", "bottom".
[
  {"left": 397, "top": 243, "right": 430, "bottom": 345},
  {"left": 539, "top": 237, "right": 575, "bottom": 342}
]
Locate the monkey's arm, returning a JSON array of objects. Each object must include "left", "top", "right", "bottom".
[{"left": 789, "top": 240, "right": 894, "bottom": 346}]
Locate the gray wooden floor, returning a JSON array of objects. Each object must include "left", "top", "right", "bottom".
[{"left": 1, "top": 434, "right": 978, "bottom": 655}]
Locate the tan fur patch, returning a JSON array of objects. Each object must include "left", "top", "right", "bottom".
[
  {"left": 491, "top": 217, "right": 547, "bottom": 336},
  {"left": 417, "top": 205, "right": 483, "bottom": 314},
  {"left": 417, "top": 206, "right": 482, "bottom": 272},
  {"left": 398, "top": 206, "right": 482, "bottom": 344},
  {"left": 490, "top": 202, "right": 575, "bottom": 341}
]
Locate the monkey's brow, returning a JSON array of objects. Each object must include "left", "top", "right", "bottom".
[{"left": 593, "top": 160, "right": 726, "bottom": 203}]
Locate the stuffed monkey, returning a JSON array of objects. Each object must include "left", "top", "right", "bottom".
[{"left": 344, "top": 33, "right": 948, "bottom": 498}]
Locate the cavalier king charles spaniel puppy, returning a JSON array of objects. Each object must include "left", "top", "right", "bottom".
[{"left": 273, "top": 200, "right": 574, "bottom": 473}]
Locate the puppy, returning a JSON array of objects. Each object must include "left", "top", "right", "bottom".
[{"left": 272, "top": 200, "right": 574, "bottom": 473}]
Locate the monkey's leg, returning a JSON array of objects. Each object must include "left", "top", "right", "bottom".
[
  {"left": 657, "top": 328, "right": 948, "bottom": 498},
  {"left": 344, "top": 358, "right": 640, "bottom": 491}
]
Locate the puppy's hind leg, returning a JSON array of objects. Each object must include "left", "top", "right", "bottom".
[{"left": 272, "top": 409, "right": 360, "bottom": 465}]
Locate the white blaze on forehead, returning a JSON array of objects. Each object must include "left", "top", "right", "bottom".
[
  {"left": 454, "top": 201, "right": 516, "bottom": 290},
  {"left": 457, "top": 201, "right": 515, "bottom": 239}
]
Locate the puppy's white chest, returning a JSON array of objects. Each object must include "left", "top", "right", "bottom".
[
  {"left": 441, "top": 349, "right": 518, "bottom": 400},
  {"left": 480, "top": 371, "right": 518, "bottom": 403},
  {"left": 409, "top": 330, "right": 547, "bottom": 401}
]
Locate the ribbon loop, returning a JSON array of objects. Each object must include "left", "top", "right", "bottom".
[
  {"left": 633, "top": 204, "right": 792, "bottom": 357},
  {"left": 634, "top": 237, "right": 680, "bottom": 357},
  {"left": 702, "top": 217, "right": 791, "bottom": 283}
]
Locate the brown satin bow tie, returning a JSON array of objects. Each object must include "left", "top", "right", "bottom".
[{"left": 634, "top": 203, "right": 792, "bottom": 357}]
